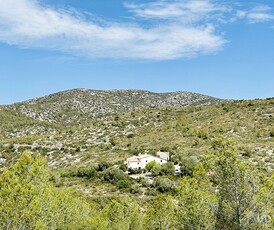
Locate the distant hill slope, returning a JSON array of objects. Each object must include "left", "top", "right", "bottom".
[
  {"left": 0, "top": 97, "right": 273, "bottom": 170},
  {"left": 0, "top": 95, "right": 273, "bottom": 204},
  {"left": 6, "top": 89, "right": 223, "bottom": 123}
]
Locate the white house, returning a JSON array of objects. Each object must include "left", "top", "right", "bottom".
[{"left": 125, "top": 152, "right": 169, "bottom": 170}]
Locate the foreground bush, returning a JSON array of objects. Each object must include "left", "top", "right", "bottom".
[{"left": 0, "top": 152, "right": 94, "bottom": 230}]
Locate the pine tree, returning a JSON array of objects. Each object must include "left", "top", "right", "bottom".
[{"left": 0, "top": 152, "right": 94, "bottom": 230}]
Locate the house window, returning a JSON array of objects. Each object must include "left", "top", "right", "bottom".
[{"left": 161, "top": 160, "right": 162, "bottom": 162}]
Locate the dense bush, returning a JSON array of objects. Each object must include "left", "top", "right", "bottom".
[
  {"left": 75, "top": 166, "right": 97, "bottom": 179},
  {"left": 97, "top": 161, "right": 112, "bottom": 171},
  {"left": 160, "top": 162, "right": 175, "bottom": 176},
  {"left": 136, "top": 177, "right": 151, "bottom": 188},
  {"left": 119, "top": 163, "right": 128, "bottom": 172},
  {"left": 103, "top": 168, "right": 132, "bottom": 189},
  {"left": 180, "top": 157, "right": 197, "bottom": 177},
  {"left": 151, "top": 164, "right": 162, "bottom": 176},
  {"left": 151, "top": 162, "right": 175, "bottom": 176},
  {"left": 145, "top": 161, "right": 157, "bottom": 172},
  {"left": 128, "top": 168, "right": 142, "bottom": 175},
  {"left": 153, "top": 177, "right": 175, "bottom": 193}
]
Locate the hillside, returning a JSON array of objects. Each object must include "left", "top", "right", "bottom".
[
  {"left": 0, "top": 96, "right": 273, "bottom": 170},
  {"left": 6, "top": 89, "right": 223, "bottom": 123},
  {"left": 0, "top": 94, "right": 274, "bottom": 217}
]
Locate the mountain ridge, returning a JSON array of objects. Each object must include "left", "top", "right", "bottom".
[{"left": 6, "top": 88, "right": 224, "bottom": 123}]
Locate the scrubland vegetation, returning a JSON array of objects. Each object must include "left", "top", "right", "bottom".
[
  {"left": 1, "top": 138, "right": 274, "bottom": 229},
  {"left": 0, "top": 91, "right": 273, "bottom": 229}
]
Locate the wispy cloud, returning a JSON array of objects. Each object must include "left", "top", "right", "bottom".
[
  {"left": 124, "top": 0, "right": 227, "bottom": 21},
  {"left": 236, "top": 5, "right": 274, "bottom": 23},
  {"left": 0, "top": 0, "right": 227, "bottom": 60},
  {"left": 0, "top": 0, "right": 272, "bottom": 61},
  {"left": 247, "top": 5, "right": 274, "bottom": 23}
]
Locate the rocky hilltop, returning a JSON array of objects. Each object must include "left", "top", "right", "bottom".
[{"left": 7, "top": 89, "right": 223, "bottom": 123}]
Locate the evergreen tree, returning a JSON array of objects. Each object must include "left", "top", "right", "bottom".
[
  {"left": 176, "top": 164, "right": 217, "bottom": 230},
  {"left": 202, "top": 138, "right": 273, "bottom": 229},
  {"left": 0, "top": 152, "right": 94, "bottom": 230},
  {"left": 144, "top": 195, "right": 177, "bottom": 230},
  {"left": 102, "top": 197, "right": 143, "bottom": 230}
]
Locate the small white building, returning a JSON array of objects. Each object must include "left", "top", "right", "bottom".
[{"left": 125, "top": 153, "right": 169, "bottom": 170}]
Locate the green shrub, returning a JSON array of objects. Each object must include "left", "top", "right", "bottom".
[
  {"left": 97, "top": 161, "right": 112, "bottom": 171},
  {"left": 103, "top": 168, "right": 132, "bottom": 189},
  {"left": 119, "top": 163, "right": 128, "bottom": 172},
  {"left": 76, "top": 167, "right": 97, "bottom": 179},
  {"left": 145, "top": 188, "right": 158, "bottom": 196},
  {"left": 161, "top": 162, "right": 175, "bottom": 176},
  {"left": 180, "top": 157, "right": 197, "bottom": 177},
  {"left": 153, "top": 178, "right": 175, "bottom": 193},
  {"left": 196, "top": 129, "right": 209, "bottom": 140},
  {"left": 151, "top": 164, "right": 162, "bottom": 176},
  {"left": 137, "top": 177, "right": 151, "bottom": 188},
  {"left": 130, "top": 185, "right": 142, "bottom": 194},
  {"left": 117, "top": 179, "right": 132, "bottom": 189},
  {"left": 145, "top": 161, "right": 157, "bottom": 172},
  {"left": 151, "top": 162, "right": 175, "bottom": 176},
  {"left": 128, "top": 168, "right": 142, "bottom": 175}
]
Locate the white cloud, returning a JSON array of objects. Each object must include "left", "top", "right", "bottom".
[
  {"left": 248, "top": 12, "right": 274, "bottom": 23},
  {"left": 236, "top": 10, "right": 246, "bottom": 19},
  {"left": 236, "top": 5, "right": 274, "bottom": 23},
  {"left": 0, "top": 0, "right": 273, "bottom": 61},
  {"left": 248, "top": 5, "right": 274, "bottom": 23},
  {"left": 0, "top": 0, "right": 226, "bottom": 60},
  {"left": 124, "top": 0, "right": 227, "bottom": 22},
  {"left": 125, "top": 2, "right": 185, "bottom": 19}
]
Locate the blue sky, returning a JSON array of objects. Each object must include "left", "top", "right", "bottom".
[{"left": 0, "top": 0, "right": 274, "bottom": 104}]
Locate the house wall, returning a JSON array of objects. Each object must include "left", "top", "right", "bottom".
[
  {"left": 140, "top": 156, "right": 167, "bottom": 169},
  {"left": 127, "top": 161, "right": 141, "bottom": 169}
]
